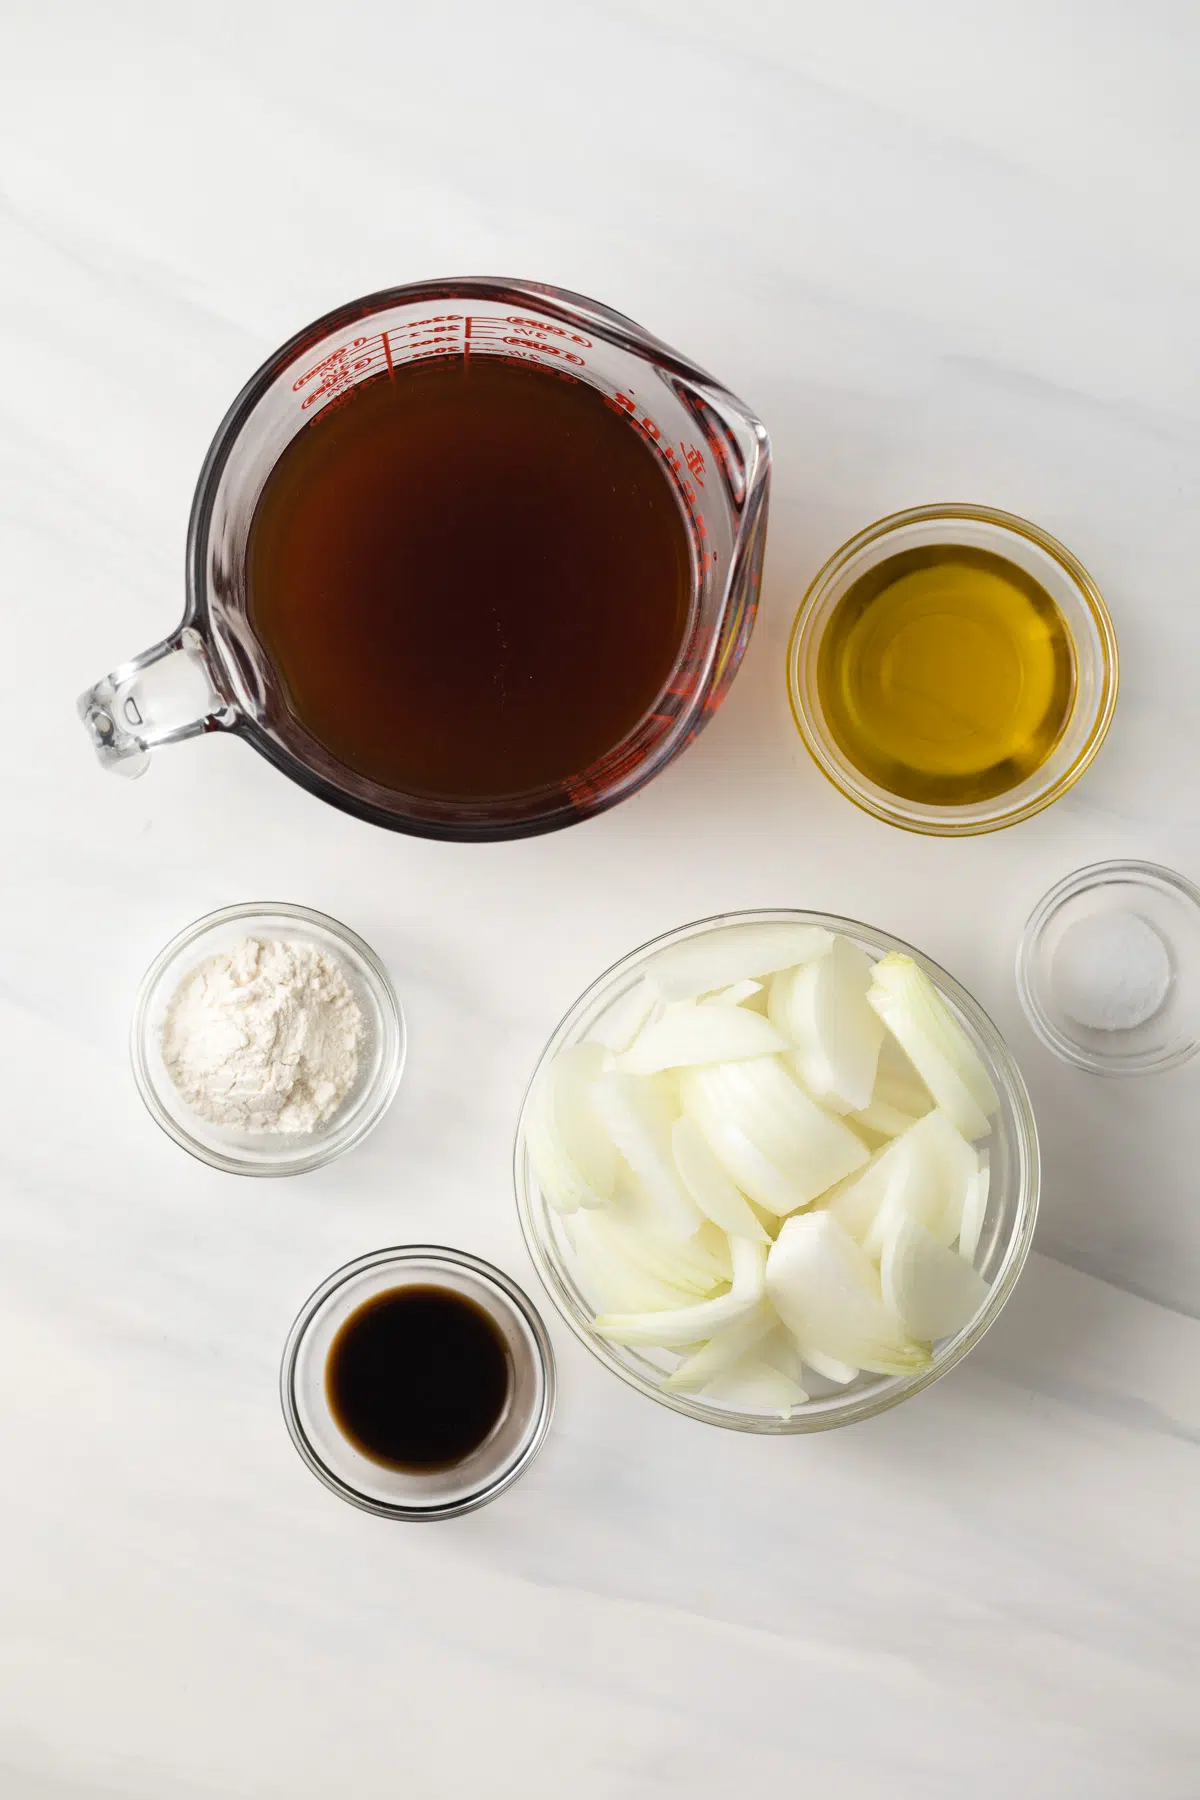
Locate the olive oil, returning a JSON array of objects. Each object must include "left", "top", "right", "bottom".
[{"left": 816, "top": 545, "right": 1075, "bottom": 805}]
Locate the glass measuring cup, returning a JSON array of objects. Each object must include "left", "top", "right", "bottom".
[{"left": 79, "top": 279, "right": 770, "bottom": 841}]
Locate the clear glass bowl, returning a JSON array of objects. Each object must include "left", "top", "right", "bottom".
[
  {"left": 514, "top": 910, "right": 1040, "bottom": 1434},
  {"left": 132, "top": 902, "right": 405, "bottom": 1176},
  {"left": 1017, "top": 860, "right": 1200, "bottom": 1074},
  {"left": 786, "top": 504, "right": 1119, "bottom": 836},
  {"left": 280, "top": 1246, "right": 555, "bottom": 1520}
]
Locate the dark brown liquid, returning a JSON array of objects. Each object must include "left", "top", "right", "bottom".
[
  {"left": 325, "top": 1285, "right": 511, "bottom": 1473},
  {"left": 248, "top": 357, "right": 693, "bottom": 800}
]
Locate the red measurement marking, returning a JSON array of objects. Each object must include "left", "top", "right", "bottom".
[
  {"left": 391, "top": 315, "right": 463, "bottom": 331},
  {"left": 500, "top": 338, "right": 584, "bottom": 365},
  {"left": 506, "top": 316, "right": 592, "bottom": 347},
  {"left": 682, "top": 443, "right": 706, "bottom": 485},
  {"left": 464, "top": 314, "right": 472, "bottom": 369}
]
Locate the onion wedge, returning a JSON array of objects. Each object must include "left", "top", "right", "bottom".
[
  {"left": 873, "top": 1059, "right": 934, "bottom": 1122},
  {"left": 862, "top": 1111, "right": 977, "bottom": 1260},
  {"left": 868, "top": 955, "right": 999, "bottom": 1141},
  {"left": 600, "top": 1195, "right": 731, "bottom": 1294},
  {"left": 756, "top": 1325, "right": 803, "bottom": 1382},
  {"left": 766, "top": 1212, "right": 931, "bottom": 1375},
  {"left": 671, "top": 1115, "right": 770, "bottom": 1242},
  {"left": 801, "top": 1348, "right": 859, "bottom": 1385},
  {"left": 569, "top": 1210, "right": 702, "bottom": 1315},
  {"left": 881, "top": 1214, "right": 990, "bottom": 1341},
  {"left": 850, "top": 1098, "right": 924, "bottom": 1140},
  {"left": 682, "top": 1057, "right": 869, "bottom": 1214},
  {"left": 660, "top": 1296, "right": 777, "bottom": 1390},
  {"left": 588, "top": 1072, "right": 703, "bottom": 1240},
  {"left": 957, "top": 1153, "right": 990, "bottom": 1264},
  {"left": 621, "top": 1005, "right": 788, "bottom": 1074},
  {"left": 830, "top": 1110, "right": 976, "bottom": 1256},
  {"left": 526, "top": 1043, "right": 617, "bottom": 1213},
  {"left": 768, "top": 935, "right": 884, "bottom": 1113},
  {"left": 596, "top": 1236, "right": 767, "bottom": 1348},
  {"left": 589, "top": 978, "right": 663, "bottom": 1054},
  {"left": 703, "top": 1355, "right": 808, "bottom": 1415},
  {"left": 647, "top": 923, "right": 834, "bottom": 1002},
  {"left": 701, "top": 979, "right": 764, "bottom": 1007}
]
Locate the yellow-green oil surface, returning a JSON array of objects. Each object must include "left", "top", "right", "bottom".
[{"left": 817, "top": 545, "right": 1076, "bottom": 805}]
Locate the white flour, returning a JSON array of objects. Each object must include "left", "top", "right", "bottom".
[{"left": 162, "top": 937, "right": 365, "bottom": 1133}]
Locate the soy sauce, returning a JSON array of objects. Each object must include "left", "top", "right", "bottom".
[
  {"left": 247, "top": 356, "right": 693, "bottom": 802},
  {"left": 325, "top": 1285, "right": 511, "bottom": 1472}
]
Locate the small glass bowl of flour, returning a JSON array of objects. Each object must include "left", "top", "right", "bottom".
[
  {"left": 133, "top": 904, "right": 405, "bottom": 1174},
  {"left": 1018, "top": 861, "right": 1200, "bottom": 1075}
]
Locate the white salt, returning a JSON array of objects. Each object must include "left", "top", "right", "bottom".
[{"left": 1053, "top": 910, "right": 1171, "bottom": 1033}]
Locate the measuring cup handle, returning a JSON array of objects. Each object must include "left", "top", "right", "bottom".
[{"left": 77, "top": 625, "right": 234, "bottom": 777}]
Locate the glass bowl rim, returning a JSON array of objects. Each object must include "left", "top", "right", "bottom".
[
  {"left": 279, "top": 1244, "right": 556, "bottom": 1519},
  {"left": 130, "top": 900, "right": 405, "bottom": 1176},
  {"left": 513, "top": 907, "right": 1040, "bottom": 1434},
  {"left": 1016, "top": 858, "right": 1200, "bottom": 1075},
  {"left": 785, "top": 502, "right": 1120, "bottom": 838}
]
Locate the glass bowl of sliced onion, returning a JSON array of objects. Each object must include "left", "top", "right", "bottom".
[{"left": 514, "top": 911, "right": 1039, "bottom": 1433}]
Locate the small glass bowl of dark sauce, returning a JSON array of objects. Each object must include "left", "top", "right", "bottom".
[{"left": 281, "top": 1247, "right": 555, "bottom": 1519}]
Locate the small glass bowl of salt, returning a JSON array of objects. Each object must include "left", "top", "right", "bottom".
[
  {"left": 1017, "top": 861, "right": 1200, "bottom": 1074},
  {"left": 132, "top": 903, "right": 405, "bottom": 1175}
]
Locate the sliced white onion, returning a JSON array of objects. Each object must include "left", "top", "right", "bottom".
[
  {"left": 831, "top": 1110, "right": 977, "bottom": 1257},
  {"left": 682, "top": 1057, "right": 869, "bottom": 1214},
  {"left": 703, "top": 1355, "right": 808, "bottom": 1416},
  {"left": 881, "top": 1214, "right": 991, "bottom": 1341},
  {"left": 588, "top": 978, "right": 664, "bottom": 1054},
  {"left": 873, "top": 1060, "right": 934, "bottom": 1122},
  {"left": 824, "top": 1145, "right": 891, "bottom": 1240},
  {"left": 601, "top": 1194, "right": 731, "bottom": 1295},
  {"left": 850, "top": 1097, "right": 925, "bottom": 1140},
  {"left": 647, "top": 923, "right": 834, "bottom": 1002},
  {"left": 863, "top": 1111, "right": 977, "bottom": 1260},
  {"left": 800, "top": 1348, "right": 859, "bottom": 1385},
  {"left": 694, "top": 1219, "right": 736, "bottom": 1279},
  {"left": 526, "top": 1043, "right": 617, "bottom": 1214},
  {"left": 756, "top": 1324, "right": 803, "bottom": 1382},
  {"left": 672, "top": 1114, "right": 771, "bottom": 1242},
  {"left": 868, "top": 955, "right": 999, "bottom": 1141},
  {"left": 766, "top": 1211, "right": 932, "bottom": 1374},
  {"left": 587, "top": 1072, "right": 703, "bottom": 1240},
  {"left": 621, "top": 1005, "right": 788, "bottom": 1075},
  {"left": 701, "top": 979, "right": 763, "bottom": 1007},
  {"left": 957, "top": 1152, "right": 990, "bottom": 1264},
  {"left": 596, "top": 1235, "right": 767, "bottom": 1347},
  {"left": 569, "top": 1210, "right": 701, "bottom": 1315},
  {"left": 768, "top": 935, "right": 884, "bottom": 1113},
  {"left": 660, "top": 1296, "right": 777, "bottom": 1391},
  {"left": 858, "top": 1141, "right": 938, "bottom": 1263}
]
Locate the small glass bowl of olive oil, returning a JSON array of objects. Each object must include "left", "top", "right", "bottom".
[{"left": 787, "top": 505, "right": 1118, "bottom": 835}]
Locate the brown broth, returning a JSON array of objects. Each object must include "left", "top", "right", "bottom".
[
  {"left": 325, "top": 1285, "right": 511, "bottom": 1473},
  {"left": 247, "top": 357, "right": 693, "bottom": 801}
]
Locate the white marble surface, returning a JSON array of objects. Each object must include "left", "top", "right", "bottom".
[{"left": 2, "top": 2, "right": 1198, "bottom": 1794}]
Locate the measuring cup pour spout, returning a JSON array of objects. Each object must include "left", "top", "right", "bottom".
[
  {"left": 79, "top": 625, "right": 233, "bottom": 777},
  {"left": 76, "top": 278, "right": 770, "bottom": 836}
]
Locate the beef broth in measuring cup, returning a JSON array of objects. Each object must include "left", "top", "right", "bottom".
[
  {"left": 247, "top": 356, "right": 692, "bottom": 802},
  {"left": 79, "top": 280, "right": 770, "bottom": 839}
]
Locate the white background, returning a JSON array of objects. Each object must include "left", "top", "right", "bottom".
[{"left": 2, "top": 2, "right": 1197, "bottom": 1795}]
